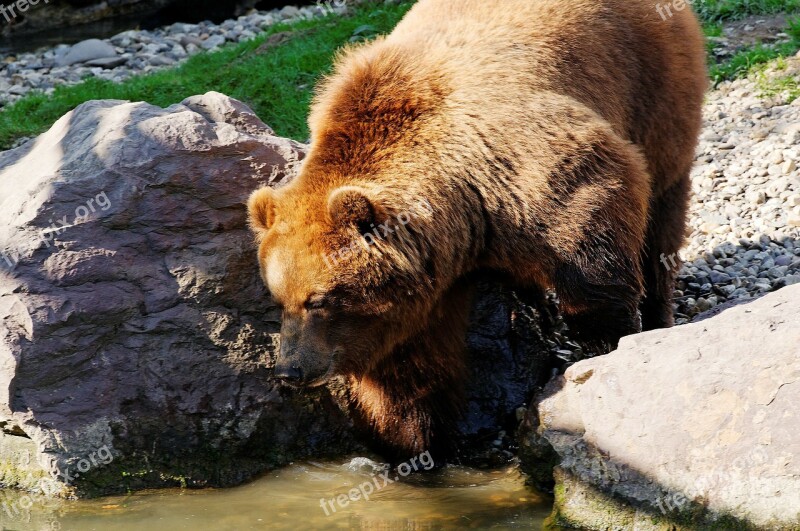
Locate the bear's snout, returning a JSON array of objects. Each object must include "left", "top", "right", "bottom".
[
  {"left": 273, "top": 361, "right": 303, "bottom": 383},
  {"left": 273, "top": 314, "right": 337, "bottom": 387}
]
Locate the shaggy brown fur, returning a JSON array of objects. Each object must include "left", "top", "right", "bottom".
[{"left": 248, "top": 0, "right": 707, "bottom": 460}]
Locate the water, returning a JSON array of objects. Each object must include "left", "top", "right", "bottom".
[
  {"left": 0, "top": 13, "right": 151, "bottom": 56},
  {"left": 0, "top": 0, "right": 320, "bottom": 56},
  {"left": 0, "top": 460, "right": 551, "bottom": 530}
]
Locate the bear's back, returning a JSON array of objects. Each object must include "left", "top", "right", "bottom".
[{"left": 381, "top": 0, "right": 706, "bottom": 192}]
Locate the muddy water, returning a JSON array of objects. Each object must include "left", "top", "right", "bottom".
[{"left": 0, "top": 459, "right": 551, "bottom": 530}]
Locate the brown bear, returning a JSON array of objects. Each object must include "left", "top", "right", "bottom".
[{"left": 248, "top": 0, "right": 707, "bottom": 460}]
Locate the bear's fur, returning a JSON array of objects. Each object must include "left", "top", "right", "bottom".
[{"left": 248, "top": 0, "right": 707, "bottom": 460}]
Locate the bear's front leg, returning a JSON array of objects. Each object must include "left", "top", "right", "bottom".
[
  {"left": 348, "top": 283, "right": 475, "bottom": 463},
  {"left": 554, "top": 261, "right": 643, "bottom": 350},
  {"left": 514, "top": 111, "right": 652, "bottom": 351}
]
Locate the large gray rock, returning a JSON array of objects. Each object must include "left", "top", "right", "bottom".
[
  {"left": 522, "top": 284, "right": 800, "bottom": 530},
  {"left": 55, "top": 39, "right": 118, "bottom": 67},
  {"left": 0, "top": 92, "right": 551, "bottom": 497},
  {"left": 0, "top": 91, "right": 359, "bottom": 497}
]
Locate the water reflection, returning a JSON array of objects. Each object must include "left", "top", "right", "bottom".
[{"left": 0, "top": 459, "right": 550, "bottom": 530}]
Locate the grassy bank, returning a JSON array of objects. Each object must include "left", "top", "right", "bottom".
[
  {"left": 709, "top": 15, "right": 800, "bottom": 83},
  {"left": 0, "top": 1, "right": 414, "bottom": 149},
  {"left": 694, "top": 0, "right": 800, "bottom": 21},
  {"left": 0, "top": 0, "right": 799, "bottom": 149}
]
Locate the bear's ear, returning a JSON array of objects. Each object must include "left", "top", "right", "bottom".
[
  {"left": 248, "top": 187, "right": 277, "bottom": 232},
  {"left": 327, "top": 186, "right": 377, "bottom": 230}
]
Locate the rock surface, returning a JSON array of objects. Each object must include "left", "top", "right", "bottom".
[
  {"left": 55, "top": 39, "right": 118, "bottom": 67},
  {"left": 0, "top": 92, "right": 550, "bottom": 497},
  {"left": 522, "top": 285, "right": 800, "bottom": 530},
  {"left": 0, "top": 91, "right": 357, "bottom": 497}
]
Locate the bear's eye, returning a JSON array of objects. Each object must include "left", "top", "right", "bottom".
[{"left": 304, "top": 295, "right": 329, "bottom": 311}]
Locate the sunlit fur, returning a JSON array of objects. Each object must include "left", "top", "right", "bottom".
[{"left": 248, "top": 0, "right": 707, "bottom": 459}]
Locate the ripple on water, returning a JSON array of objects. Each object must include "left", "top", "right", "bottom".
[{"left": 0, "top": 460, "right": 551, "bottom": 530}]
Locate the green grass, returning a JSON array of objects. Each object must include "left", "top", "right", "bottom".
[
  {"left": 703, "top": 22, "right": 724, "bottom": 38},
  {"left": 0, "top": 1, "right": 414, "bottom": 149},
  {"left": 789, "top": 13, "right": 800, "bottom": 39},
  {"left": 760, "top": 74, "right": 800, "bottom": 101},
  {"left": 707, "top": 10, "right": 800, "bottom": 84},
  {"left": 695, "top": 0, "right": 800, "bottom": 22},
  {"left": 693, "top": 0, "right": 800, "bottom": 85},
  {"left": 755, "top": 57, "right": 800, "bottom": 101},
  {"left": 709, "top": 39, "right": 799, "bottom": 82},
  {"left": 699, "top": 0, "right": 800, "bottom": 83},
  {"left": 703, "top": 22, "right": 724, "bottom": 56}
]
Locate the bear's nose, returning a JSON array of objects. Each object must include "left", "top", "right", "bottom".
[{"left": 273, "top": 364, "right": 303, "bottom": 382}]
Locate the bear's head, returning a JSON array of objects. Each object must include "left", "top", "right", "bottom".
[{"left": 248, "top": 182, "right": 436, "bottom": 387}]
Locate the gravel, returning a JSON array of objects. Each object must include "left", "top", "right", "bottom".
[
  {"left": 0, "top": 2, "right": 350, "bottom": 106},
  {"left": 675, "top": 53, "right": 800, "bottom": 323}
]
